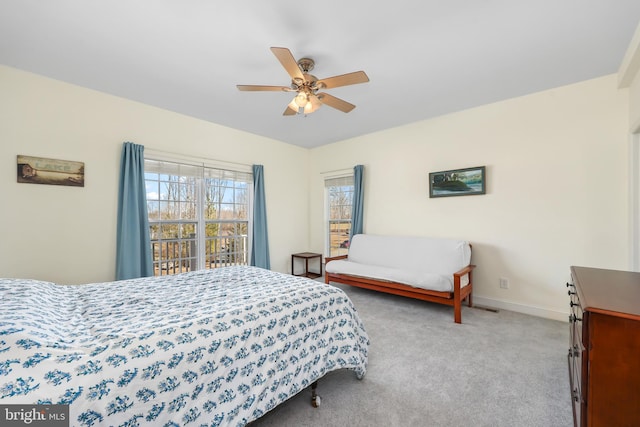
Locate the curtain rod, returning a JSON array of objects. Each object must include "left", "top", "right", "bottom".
[
  {"left": 320, "top": 167, "right": 353, "bottom": 175},
  {"left": 144, "top": 147, "right": 253, "bottom": 168}
]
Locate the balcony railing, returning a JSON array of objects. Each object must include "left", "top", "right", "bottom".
[{"left": 150, "top": 221, "right": 248, "bottom": 275}]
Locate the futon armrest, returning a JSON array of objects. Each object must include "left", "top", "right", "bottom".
[
  {"left": 325, "top": 254, "right": 348, "bottom": 264},
  {"left": 453, "top": 264, "right": 476, "bottom": 279}
]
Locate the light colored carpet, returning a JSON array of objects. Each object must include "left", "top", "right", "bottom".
[{"left": 250, "top": 282, "right": 572, "bottom": 427}]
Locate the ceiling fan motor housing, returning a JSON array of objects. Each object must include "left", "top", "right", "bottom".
[
  {"left": 291, "top": 58, "right": 320, "bottom": 92},
  {"left": 292, "top": 74, "right": 320, "bottom": 92},
  {"left": 297, "top": 57, "right": 314, "bottom": 73}
]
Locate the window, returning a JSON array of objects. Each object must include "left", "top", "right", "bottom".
[
  {"left": 145, "top": 159, "right": 252, "bottom": 276},
  {"left": 325, "top": 175, "right": 354, "bottom": 257}
]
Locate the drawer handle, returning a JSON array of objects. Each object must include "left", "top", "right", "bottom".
[
  {"left": 569, "top": 301, "right": 578, "bottom": 307},
  {"left": 569, "top": 314, "right": 582, "bottom": 323},
  {"left": 568, "top": 290, "right": 576, "bottom": 296},
  {"left": 572, "top": 388, "right": 580, "bottom": 402},
  {"left": 566, "top": 282, "right": 575, "bottom": 288},
  {"left": 572, "top": 345, "right": 580, "bottom": 357}
]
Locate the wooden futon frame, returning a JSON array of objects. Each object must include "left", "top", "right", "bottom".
[{"left": 324, "top": 255, "right": 476, "bottom": 324}]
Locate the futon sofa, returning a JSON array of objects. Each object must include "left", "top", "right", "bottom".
[{"left": 325, "top": 234, "right": 475, "bottom": 323}]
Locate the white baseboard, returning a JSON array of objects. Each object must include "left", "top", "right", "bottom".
[{"left": 473, "top": 295, "right": 569, "bottom": 322}]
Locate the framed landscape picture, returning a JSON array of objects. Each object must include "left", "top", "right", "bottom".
[
  {"left": 17, "top": 155, "right": 85, "bottom": 187},
  {"left": 429, "top": 166, "right": 485, "bottom": 198}
]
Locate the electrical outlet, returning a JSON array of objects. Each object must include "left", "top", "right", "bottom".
[{"left": 499, "top": 277, "right": 509, "bottom": 289}]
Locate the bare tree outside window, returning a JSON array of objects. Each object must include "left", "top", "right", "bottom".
[
  {"left": 145, "top": 160, "right": 250, "bottom": 276},
  {"left": 325, "top": 176, "right": 354, "bottom": 257}
]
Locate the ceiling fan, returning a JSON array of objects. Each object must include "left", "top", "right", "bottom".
[{"left": 237, "top": 47, "right": 369, "bottom": 116}]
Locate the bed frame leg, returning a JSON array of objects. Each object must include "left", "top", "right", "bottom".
[{"left": 311, "top": 381, "right": 321, "bottom": 408}]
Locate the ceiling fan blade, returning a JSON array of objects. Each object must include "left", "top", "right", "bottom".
[
  {"left": 317, "top": 71, "right": 369, "bottom": 89},
  {"left": 283, "top": 99, "right": 299, "bottom": 116},
  {"left": 270, "top": 47, "right": 304, "bottom": 81},
  {"left": 317, "top": 92, "right": 356, "bottom": 113},
  {"left": 237, "top": 85, "right": 292, "bottom": 92}
]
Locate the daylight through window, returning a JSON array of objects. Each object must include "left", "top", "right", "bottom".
[
  {"left": 325, "top": 175, "right": 354, "bottom": 257},
  {"left": 144, "top": 159, "right": 252, "bottom": 276}
]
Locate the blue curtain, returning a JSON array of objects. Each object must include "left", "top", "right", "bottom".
[
  {"left": 116, "top": 142, "right": 153, "bottom": 280},
  {"left": 251, "top": 164, "right": 271, "bottom": 269},
  {"left": 350, "top": 164, "right": 364, "bottom": 238}
]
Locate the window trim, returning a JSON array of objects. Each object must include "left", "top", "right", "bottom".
[
  {"left": 324, "top": 174, "right": 354, "bottom": 257},
  {"left": 144, "top": 154, "right": 253, "bottom": 275}
]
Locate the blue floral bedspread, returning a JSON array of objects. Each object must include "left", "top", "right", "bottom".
[{"left": 0, "top": 266, "right": 369, "bottom": 426}]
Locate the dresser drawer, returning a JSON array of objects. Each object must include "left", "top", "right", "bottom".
[
  {"left": 570, "top": 340, "right": 583, "bottom": 399},
  {"left": 567, "top": 280, "right": 584, "bottom": 427},
  {"left": 567, "top": 281, "right": 583, "bottom": 344},
  {"left": 568, "top": 343, "right": 583, "bottom": 427},
  {"left": 571, "top": 301, "right": 583, "bottom": 345},
  {"left": 569, "top": 266, "right": 640, "bottom": 427}
]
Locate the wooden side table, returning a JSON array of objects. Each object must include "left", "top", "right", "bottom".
[{"left": 291, "top": 252, "right": 323, "bottom": 279}]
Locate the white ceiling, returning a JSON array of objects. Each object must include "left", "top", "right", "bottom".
[{"left": 1, "top": 1, "right": 639, "bottom": 148}]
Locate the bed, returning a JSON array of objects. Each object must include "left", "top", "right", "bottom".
[{"left": 0, "top": 266, "right": 369, "bottom": 426}]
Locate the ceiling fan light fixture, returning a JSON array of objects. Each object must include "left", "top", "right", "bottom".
[
  {"left": 304, "top": 102, "right": 314, "bottom": 114},
  {"left": 304, "top": 95, "right": 322, "bottom": 114},
  {"left": 294, "top": 92, "right": 308, "bottom": 108}
]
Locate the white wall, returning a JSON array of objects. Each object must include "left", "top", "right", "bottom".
[
  {"left": 631, "top": 75, "right": 640, "bottom": 130},
  {"left": 0, "top": 65, "right": 310, "bottom": 284},
  {"left": 618, "top": 21, "right": 640, "bottom": 270},
  {"left": 0, "top": 65, "right": 631, "bottom": 321},
  {"left": 309, "top": 75, "right": 629, "bottom": 321},
  {"left": 619, "top": 21, "right": 640, "bottom": 130}
]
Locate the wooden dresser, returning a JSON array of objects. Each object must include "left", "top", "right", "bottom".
[{"left": 568, "top": 266, "right": 640, "bottom": 427}]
